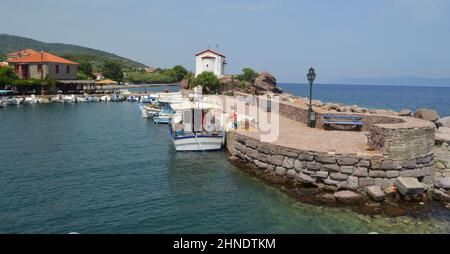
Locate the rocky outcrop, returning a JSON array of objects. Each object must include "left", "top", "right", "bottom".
[
  {"left": 254, "top": 71, "right": 282, "bottom": 94},
  {"left": 398, "top": 109, "right": 413, "bottom": 117},
  {"left": 414, "top": 108, "right": 439, "bottom": 122},
  {"left": 437, "top": 117, "right": 450, "bottom": 128}
]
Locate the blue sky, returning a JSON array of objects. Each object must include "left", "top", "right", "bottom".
[{"left": 2, "top": 0, "right": 450, "bottom": 83}]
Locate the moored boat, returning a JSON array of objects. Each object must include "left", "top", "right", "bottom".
[
  {"left": 169, "top": 101, "right": 225, "bottom": 151},
  {"left": 24, "top": 94, "right": 38, "bottom": 104}
]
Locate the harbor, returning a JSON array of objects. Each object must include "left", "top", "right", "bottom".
[{"left": 1, "top": 97, "right": 449, "bottom": 233}]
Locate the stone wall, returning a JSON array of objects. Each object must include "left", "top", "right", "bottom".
[{"left": 227, "top": 133, "right": 435, "bottom": 191}]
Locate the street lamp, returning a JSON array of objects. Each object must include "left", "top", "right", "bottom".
[{"left": 307, "top": 67, "right": 316, "bottom": 128}]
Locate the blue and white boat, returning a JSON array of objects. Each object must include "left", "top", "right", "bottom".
[
  {"left": 169, "top": 101, "right": 225, "bottom": 151},
  {"left": 111, "top": 92, "right": 125, "bottom": 102},
  {"left": 153, "top": 105, "right": 175, "bottom": 124}
]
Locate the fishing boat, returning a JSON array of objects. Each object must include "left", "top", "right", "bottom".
[
  {"left": 76, "top": 96, "right": 87, "bottom": 103},
  {"left": 127, "top": 95, "right": 138, "bottom": 102},
  {"left": 140, "top": 104, "right": 161, "bottom": 118},
  {"left": 24, "top": 94, "right": 38, "bottom": 104},
  {"left": 37, "top": 97, "right": 50, "bottom": 104},
  {"left": 63, "top": 94, "right": 76, "bottom": 103},
  {"left": 153, "top": 105, "right": 175, "bottom": 124},
  {"left": 111, "top": 92, "right": 125, "bottom": 102},
  {"left": 86, "top": 96, "right": 100, "bottom": 102},
  {"left": 51, "top": 94, "right": 64, "bottom": 103},
  {"left": 169, "top": 101, "right": 225, "bottom": 151},
  {"left": 100, "top": 95, "right": 111, "bottom": 102}
]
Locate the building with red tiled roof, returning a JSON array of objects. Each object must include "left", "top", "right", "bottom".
[
  {"left": 6, "top": 49, "right": 38, "bottom": 61},
  {"left": 7, "top": 51, "right": 78, "bottom": 80}
]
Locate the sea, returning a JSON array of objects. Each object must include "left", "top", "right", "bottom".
[
  {"left": 278, "top": 83, "right": 450, "bottom": 117},
  {"left": 0, "top": 84, "right": 449, "bottom": 233}
]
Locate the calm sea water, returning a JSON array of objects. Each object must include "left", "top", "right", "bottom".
[
  {"left": 279, "top": 83, "right": 450, "bottom": 117},
  {"left": 0, "top": 85, "right": 449, "bottom": 233}
]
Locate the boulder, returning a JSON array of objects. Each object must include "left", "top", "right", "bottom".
[
  {"left": 398, "top": 109, "right": 413, "bottom": 117},
  {"left": 180, "top": 78, "right": 190, "bottom": 89},
  {"left": 254, "top": 71, "right": 282, "bottom": 94},
  {"left": 433, "top": 189, "right": 450, "bottom": 202},
  {"left": 316, "top": 193, "right": 337, "bottom": 204},
  {"left": 435, "top": 177, "right": 450, "bottom": 190},
  {"left": 437, "top": 117, "right": 450, "bottom": 128},
  {"left": 366, "top": 186, "right": 386, "bottom": 201},
  {"left": 395, "top": 177, "right": 425, "bottom": 196},
  {"left": 414, "top": 108, "right": 439, "bottom": 122},
  {"left": 334, "top": 190, "right": 365, "bottom": 205}
]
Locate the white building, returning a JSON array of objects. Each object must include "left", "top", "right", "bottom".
[{"left": 195, "top": 49, "right": 226, "bottom": 77}]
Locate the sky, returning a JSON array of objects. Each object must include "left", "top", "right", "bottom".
[{"left": 2, "top": 0, "right": 450, "bottom": 83}]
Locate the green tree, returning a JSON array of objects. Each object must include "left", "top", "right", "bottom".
[
  {"left": 78, "top": 61, "right": 94, "bottom": 78},
  {"left": 195, "top": 72, "right": 220, "bottom": 94},
  {"left": 102, "top": 61, "right": 124, "bottom": 81},
  {"left": 239, "top": 68, "right": 258, "bottom": 83},
  {"left": 171, "top": 65, "right": 188, "bottom": 82}
]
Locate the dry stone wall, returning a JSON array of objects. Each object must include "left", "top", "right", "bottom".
[{"left": 227, "top": 132, "right": 435, "bottom": 191}]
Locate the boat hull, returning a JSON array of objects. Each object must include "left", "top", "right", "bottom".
[{"left": 172, "top": 135, "right": 224, "bottom": 151}]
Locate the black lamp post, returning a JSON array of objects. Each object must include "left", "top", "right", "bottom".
[{"left": 307, "top": 67, "right": 316, "bottom": 128}]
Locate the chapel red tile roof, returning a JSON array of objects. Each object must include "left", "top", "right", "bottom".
[
  {"left": 195, "top": 49, "right": 226, "bottom": 58},
  {"left": 8, "top": 51, "right": 78, "bottom": 65}
]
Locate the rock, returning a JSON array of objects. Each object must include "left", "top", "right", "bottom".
[
  {"left": 347, "top": 176, "right": 359, "bottom": 190},
  {"left": 330, "top": 173, "right": 348, "bottom": 181},
  {"left": 321, "top": 164, "right": 340, "bottom": 172},
  {"left": 306, "top": 162, "right": 322, "bottom": 171},
  {"left": 275, "top": 166, "right": 287, "bottom": 176},
  {"left": 398, "top": 109, "right": 413, "bottom": 117},
  {"left": 296, "top": 172, "right": 315, "bottom": 184},
  {"left": 395, "top": 177, "right": 425, "bottom": 196},
  {"left": 433, "top": 189, "right": 450, "bottom": 202},
  {"left": 436, "top": 161, "right": 447, "bottom": 170},
  {"left": 271, "top": 155, "right": 284, "bottom": 166},
  {"left": 337, "top": 157, "right": 359, "bottom": 166},
  {"left": 254, "top": 71, "right": 282, "bottom": 94},
  {"left": 286, "top": 169, "right": 296, "bottom": 179},
  {"left": 316, "top": 155, "right": 336, "bottom": 164},
  {"left": 315, "top": 171, "right": 329, "bottom": 178},
  {"left": 386, "top": 170, "right": 399, "bottom": 178},
  {"left": 358, "top": 160, "right": 371, "bottom": 167},
  {"left": 294, "top": 160, "right": 303, "bottom": 171},
  {"left": 282, "top": 157, "right": 294, "bottom": 169},
  {"left": 334, "top": 190, "right": 365, "bottom": 205},
  {"left": 359, "top": 178, "right": 375, "bottom": 187},
  {"left": 341, "top": 166, "right": 354, "bottom": 174},
  {"left": 414, "top": 108, "right": 439, "bottom": 122},
  {"left": 180, "top": 78, "right": 190, "bottom": 89},
  {"left": 369, "top": 170, "right": 386, "bottom": 178},
  {"left": 437, "top": 116, "right": 450, "bottom": 128},
  {"left": 435, "top": 177, "right": 450, "bottom": 189},
  {"left": 366, "top": 186, "right": 386, "bottom": 201},
  {"left": 316, "top": 193, "right": 337, "bottom": 204},
  {"left": 446, "top": 203, "right": 450, "bottom": 210},
  {"left": 354, "top": 167, "right": 368, "bottom": 177}
]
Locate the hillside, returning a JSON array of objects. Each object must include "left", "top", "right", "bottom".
[{"left": 0, "top": 34, "right": 146, "bottom": 70}]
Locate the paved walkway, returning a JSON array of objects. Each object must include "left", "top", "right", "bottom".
[{"left": 238, "top": 114, "right": 375, "bottom": 155}]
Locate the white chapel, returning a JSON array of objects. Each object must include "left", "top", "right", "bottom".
[{"left": 195, "top": 49, "right": 226, "bottom": 77}]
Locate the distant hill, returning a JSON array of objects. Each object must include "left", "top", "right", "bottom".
[
  {"left": 0, "top": 34, "right": 146, "bottom": 70},
  {"left": 331, "top": 77, "right": 450, "bottom": 87}
]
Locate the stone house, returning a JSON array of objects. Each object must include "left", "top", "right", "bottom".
[{"left": 8, "top": 51, "right": 78, "bottom": 80}]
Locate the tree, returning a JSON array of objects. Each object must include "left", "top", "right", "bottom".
[
  {"left": 238, "top": 68, "right": 258, "bottom": 94},
  {"left": 78, "top": 61, "right": 94, "bottom": 78},
  {"left": 171, "top": 65, "right": 188, "bottom": 82},
  {"left": 195, "top": 72, "right": 220, "bottom": 94},
  {"left": 102, "top": 61, "right": 124, "bottom": 81}
]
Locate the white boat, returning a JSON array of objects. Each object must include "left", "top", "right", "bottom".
[
  {"left": 169, "top": 101, "right": 225, "bottom": 151},
  {"left": 140, "top": 105, "right": 161, "bottom": 118},
  {"left": 6, "top": 97, "right": 23, "bottom": 105},
  {"left": 100, "top": 95, "right": 111, "bottom": 102},
  {"left": 37, "top": 97, "right": 50, "bottom": 104},
  {"left": 51, "top": 94, "right": 64, "bottom": 103},
  {"left": 76, "top": 96, "right": 87, "bottom": 103},
  {"left": 24, "top": 94, "right": 38, "bottom": 104},
  {"left": 63, "top": 94, "right": 76, "bottom": 103},
  {"left": 86, "top": 96, "right": 100, "bottom": 102}
]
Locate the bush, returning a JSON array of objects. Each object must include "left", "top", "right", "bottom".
[{"left": 194, "top": 72, "right": 220, "bottom": 94}]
